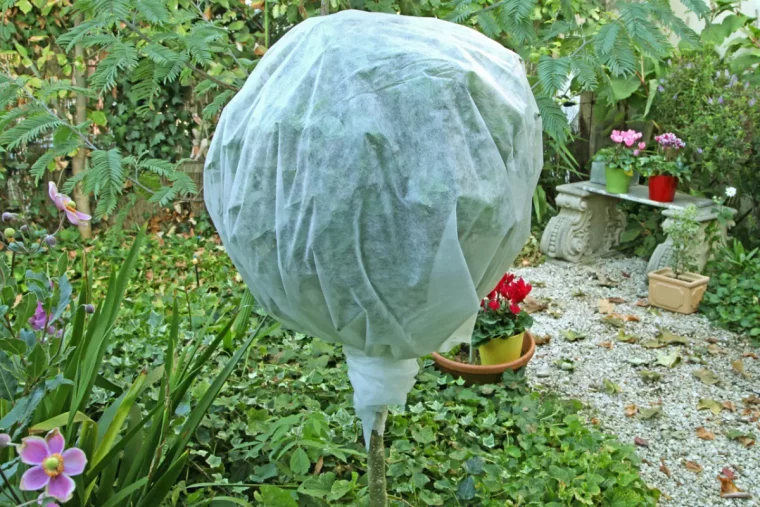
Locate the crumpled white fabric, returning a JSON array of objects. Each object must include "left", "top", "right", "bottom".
[{"left": 204, "top": 10, "right": 543, "bottom": 445}]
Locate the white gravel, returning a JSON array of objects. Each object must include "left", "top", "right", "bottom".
[{"left": 515, "top": 256, "right": 760, "bottom": 507}]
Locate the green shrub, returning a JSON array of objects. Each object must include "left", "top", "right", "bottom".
[
  {"left": 654, "top": 49, "right": 760, "bottom": 245},
  {"left": 703, "top": 240, "right": 760, "bottom": 342}
]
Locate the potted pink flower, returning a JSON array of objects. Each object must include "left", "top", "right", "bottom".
[{"left": 593, "top": 129, "right": 646, "bottom": 194}]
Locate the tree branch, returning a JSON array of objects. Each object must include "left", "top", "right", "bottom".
[{"left": 122, "top": 20, "right": 241, "bottom": 93}]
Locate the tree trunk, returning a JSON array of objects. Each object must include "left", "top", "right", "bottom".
[
  {"left": 72, "top": 14, "right": 92, "bottom": 239},
  {"left": 320, "top": 0, "right": 329, "bottom": 16},
  {"left": 368, "top": 409, "right": 388, "bottom": 507}
]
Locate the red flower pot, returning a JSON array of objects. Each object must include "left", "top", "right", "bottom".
[{"left": 648, "top": 175, "right": 678, "bottom": 203}]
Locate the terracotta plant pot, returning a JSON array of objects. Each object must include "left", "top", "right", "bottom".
[
  {"left": 605, "top": 166, "right": 632, "bottom": 194},
  {"left": 647, "top": 268, "right": 709, "bottom": 314},
  {"left": 431, "top": 332, "right": 536, "bottom": 385},
  {"left": 648, "top": 175, "right": 678, "bottom": 203},
  {"left": 478, "top": 332, "right": 524, "bottom": 365}
]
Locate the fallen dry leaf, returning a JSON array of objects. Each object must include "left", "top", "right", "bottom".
[
  {"left": 718, "top": 474, "right": 752, "bottom": 499},
  {"left": 706, "top": 337, "right": 719, "bottom": 344},
  {"left": 635, "top": 299, "right": 650, "bottom": 307},
  {"left": 684, "top": 461, "right": 703, "bottom": 473},
  {"left": 722, "top": 401, "right": 737, "bottom": 412},
  {"left": 743, "top": 395, "right": 760, "bottom": 406},
  {"left": 312, "top": 456, "right": 324, "bottom": 475},
  {"left": 634, "top": 436, "right": 649, "bottom": 447},
  {"left": 696, "top": 427, "right": 716, "bottom": 440},
  {"left": 708, "top": 344, "right": 723, "bottom": 355},
  {"left": 693, "top": 368, "right": 720, "bottom": 385},
  {"left": 601, "top": 315, "right": 625, "bottom": 328},
  {"left": 623, "top": 314, "right": 641, "bottom": 322},
  {"left": 722, "top": 467, "right": 735, "bottom": 479},
  {"left": 698, "top": 399, "right": 723, "bottom": 415},
  {"left": 659, "top": 458, "right": 672, "bottom": 478},
  {"left": 597, "top": 341, "right": 613, "bottom": 349},
  {"left": 625, "top": 404, "right": 638, "bottom": 417},
  {"left": 732, "top": 359, "right": 748, "bottom": 377},
  {"left": 253, "top": 44, "right": 268, "bottom": 56},
  {"left": 608, "top": 297, "right": 626, "bottom": 303},
  {"left": 534, "top": 334, "right": 551, "bottom": 346},
  {"left": 616, "top": 330, "right": 638, "bottom": 343},
  {"left": 742, "top": 352, "right": 759, "bottom": 360},
  {"left": 524, "top": 296, "right": 548, "bottom": 314},
  {"left": 590, "top": 417, "right": 600, "bottom": 425},
  {"left": 599, "top": 299, "right": 616, "bottom": 314},
  {"left": 13, "top": 293, "right": 22, "bottom": 307}
]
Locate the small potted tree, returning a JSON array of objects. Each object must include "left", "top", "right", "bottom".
[
  {"left": 432, "top": 273, "right": 536, "bottom": 384},
  {"left": 593, "top": 129, "right": 645, "bottom": 194},
  {"left": 641, "top": 133, "right": 688, "bottom": 203},
  {"left": 647, "top": 205, "right": 709, "bottom": 313}
]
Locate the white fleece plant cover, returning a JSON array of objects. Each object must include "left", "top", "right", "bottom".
[{"left": 204, "top": 10, "right": 543, "bottom": 446}]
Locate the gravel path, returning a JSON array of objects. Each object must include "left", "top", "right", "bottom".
[{"left": 515, "top": 256, "right": 759, "bottom": 506}]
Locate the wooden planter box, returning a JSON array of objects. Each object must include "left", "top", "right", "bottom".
[{"left": 647, "top": 268, "right": 709, "bottom": 314}]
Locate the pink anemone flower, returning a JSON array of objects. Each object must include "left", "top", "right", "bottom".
[
  {"left": 19, "top": 428, "right": 87, "bottom": 502},
  {"left": 48, "top": 182, "right": 91, "bottom": 226}
]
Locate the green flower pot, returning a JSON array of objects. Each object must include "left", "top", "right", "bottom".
[{"left": 605, "top": 166, "right": 632, "bottom": 194}]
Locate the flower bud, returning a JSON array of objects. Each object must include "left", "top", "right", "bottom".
[
  {"left": 0, "top": 433, "right": 11, "bottom": 448},
  {"left": 84, "top": 304, "right": 95, "bottom": 314},
  {"left": 192, "top": 257, "right": 199, "bottom": 265},
  {"left": 44, "top": 235, "right": 57, "bottom": 247},
  {"left": 19, "top": 225, "right": 29, "bottom": 233},
  {"left": 3, "top": 228, "right": 15, "bottom": 238},
  {"left": 1, "top": 212, "right": 17, "bottom": 222}
]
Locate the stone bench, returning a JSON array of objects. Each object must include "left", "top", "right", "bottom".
[{"left": 539, "top": 181, "right": 735, "bottom": 273}]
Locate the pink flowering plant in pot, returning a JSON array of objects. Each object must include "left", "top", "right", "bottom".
[
  {"left": 593, "top": 129, "right": 646, "bottom": 194},
  {"left": 0, "top": 187, "right": 276, "bottom": 505},
  {"left": 638, "top": 133, "right": 690, "bottom": 203}
]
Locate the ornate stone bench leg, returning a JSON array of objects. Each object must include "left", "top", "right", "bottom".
[
  {"left": 540, "top": 184, "right": 626, "bottom": 262},
  {"left": 646, "top": 207, "right": 735, "bottom": 274}
]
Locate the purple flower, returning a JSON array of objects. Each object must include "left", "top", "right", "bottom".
[
  {"left": 19, "top": 429, "right": 87, "bottom": 502},
  {"left": 44, "top": 235, "right": 56, "bottom": 247},
  {"left": 29, "top": 302, "right": 62, "bottom": 337},
  {"left": 750, "top": 98, "right": 756, "bottom": 107},
  {"left": 48, "top": 182, "right": 91, "bottom": 226},
  {"left": 686, "top": 63, "right": 693, "bottom": 69},
  {"left": 718, "top": 96, "right": 724, "bottom": 105},
  {"left": 1, "top": 212, "right": 17, "bottom": 222},
  {"left": 658, "top": 85, "right": 665, "bottom": 92},
  {"left": 673, "top": 94, "right": 679, "bottom": 100},
  {"left": 633, "top": 149, "right": 640, "bottom": 156},
  {"left": 708, "top": 97, "right": 714, "bottom": 105},
  {"left": 84, "top": 304, "right": 95, "bottom": 314},
  {"left": 37, "top": 493, "right": 59, "bottom": 507},
  {"left": 697, "top": 148, "right": 703, "bottom": 154},
  {"left": 0, "top": 434, "right": 11, "bottom": 447}
]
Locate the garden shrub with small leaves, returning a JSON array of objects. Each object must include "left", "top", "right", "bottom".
[
  {"left": 57, "top": 223, "right": 659, "bottom": 506},
  {"left": 703, "top": 240, "right": 760, "bottom": 343}
]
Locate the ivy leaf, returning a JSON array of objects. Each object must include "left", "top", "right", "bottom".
[
  {"left": 562, "top": 330, "right": 586, "bottom": 342},
  {"left": 603, "top": 379, "right": 621, "bottom": 395},
  {"left": 412, "top": 426, "right": 435, "bottom": 444},
  {"left": 456, "top": 475, "right": 476, "bottom": 500},
  {"left": 464, "top": 456, "right": 485, "bottom": 475},
  {"left": 639, "top": 370, "right": 661, "bottom": 383},
  {"left": 297, "top": 473, "right": 335, "bottom": 499},
  {"left": 658, "top": 330, "right": 688, "bottom": 345},
  {"left": 656, "top": 351, "right": 681, "bottom": 368}
]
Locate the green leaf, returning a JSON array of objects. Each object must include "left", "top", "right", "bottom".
[
  {"left": 134, "top": 451, "right": 189, "bottom": 507},
  {"left": 327, "top": 479, "right": 352, "bottom": 501},
  {"left": 0, "top": 338, "right": 26, "bottom": 356},
  {"left": 656, "top": 351, "right": 680, "bottom": 367},
  {"left": 255, "top": 485, "right": 298, "bottom": 506},
  {"left": 29, "top": 411, "right": 94, "bottom": 434},
  {"left": 289, "top": 447, "right": 310, "bottom": 476},
  {"left": 702, "top": 15, "right": 749, "bottom": 45},
  {"left": 679, "top": 0, "right": 710, "bottom": 19},
  {"left": 610, "top": 74, "right": 641, "bottom": 101},
  {"left": 90, "top": 111, "right": 107, "bottom": 126},
  {"left": 0, "top": 351, "right": 18, "bottom": 401},
  {"left": 594, "top": 22, "right": 621, "bottom": 55},
  {"left": 16, "top": 0, "right": 32, "bottom": 14},
  {"left": 412, "top": 426, "right": 435, "bottom": 444},
  {"left": 639, "top": 370, "right": 661, "bottom": 383},
  {"left": 537, "top": 56, "right": 570, "bottom": 96},
  {"left": 100, "top": 478, "right": 148, "bottom": 507},
  {"left": 456, "top": 475, "right": 476, "bottom": 500},
  {"left": 297, "top": 472, "right": 335, "bottom": 499},
  {"left": 561, "top": 330, "right": 586, "bottom": 342}
]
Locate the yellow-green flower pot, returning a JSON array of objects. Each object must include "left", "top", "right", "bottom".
[
  {"left": 605, "top": 166, "right": 633, "bottom": 194},
  {"left": 478, "top": 332, "right": 524, "bottom": 365}
]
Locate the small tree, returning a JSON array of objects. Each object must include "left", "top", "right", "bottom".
[{"left": 663, "top": 204, "right": 700, "bottom": 278}]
